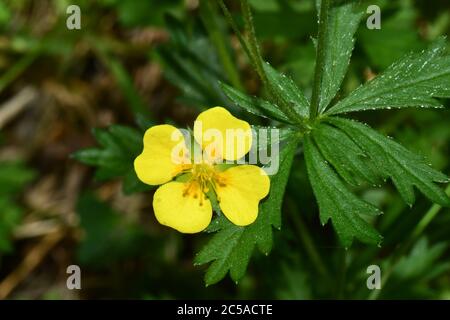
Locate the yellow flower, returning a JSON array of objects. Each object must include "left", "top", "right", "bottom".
[{"left": 134, "top": 107, "right": 270, "bottom": 233}]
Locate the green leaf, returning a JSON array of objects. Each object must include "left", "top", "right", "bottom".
[
  {"left": 263, "top": 62, "right": 310, "bottom": 119},
  {"left": 220, "top": 82, "right": 293, "bottom": 123},
  {"left": 318, "top": 1, "right": 363, "bottom": 113},
  {"left": 327, "top": 40, "right": 450, "bottom": 115},
  {"left": 73, "top": 125, "right": 152, "bottom": 195},
  {"left": 251, "top": 126, "right": 297, "bottom": 147},
  {"left": 194, "top": 136, "right": 299, "bottom": 285},
  {"left": 327, "top": 117, "right": 450, "bottom": 206},
  {"left": 303, "top": 135, "right": 382, "bottom": 247},
  {"left": 311, "top": 123, "right": 379, "bottom": 186}
]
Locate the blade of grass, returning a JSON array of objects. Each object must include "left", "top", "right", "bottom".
[{"left": 240, "top": 0, "right": 268, "bottom": 85}]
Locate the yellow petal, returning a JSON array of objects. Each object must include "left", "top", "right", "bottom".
[
  {"left": 215, "top": 165, "right": 270, "bottom": 226},
  {"left": 153, "top": 181, "right": 212, "bottom": 233},
  {"left": 194, "top": 107, "right": 252, "bottom": 161},
  {"left": 134, "top": 125, "right": 190, "bottom": 185}
]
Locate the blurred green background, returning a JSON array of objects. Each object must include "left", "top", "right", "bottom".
[{"left": 0, "top": 0, "right": 449, "bottom": 299}]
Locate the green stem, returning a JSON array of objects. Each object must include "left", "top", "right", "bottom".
[
  {"left": 200, "top": 0, "right": 244, "bottom": 91},
  {"left": 410, "top": 201, "right": 445, "bottom": 240},
  {"left": 217, "top": 0, "right": 257, "bottom": 73},
  {"left": 310, "top": 0, "right": 330, "bottom": 120},
  {"left": 240, "top": 0, "right": 309, "bottom": 127},
  {"left": 240, "top": 0, "right": 268, "bottom": 85},
  {"left": 368, "top": 184, "right": 450, "bottom": 300},
  {"left": 217, "top": 0, "right": 307, "bottom": 129}
]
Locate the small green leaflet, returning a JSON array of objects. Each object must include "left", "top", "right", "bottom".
[
  {"left": 312, "top": 123, "right": 379, "bottom": 186},
  {"left": 303, "top": 135, "right": 382, "bottom": 247},
  {"left": 263, "top": 62, "right": 310, "bottom": 119},
  {"left": 327, "top": 39, "right": 450, "bottom": 115},
  {"left": 72, "top": 125, "right": 152, "bottom": 195},
  {"left": 194, "top": 136, "right": 299, "bottom": 285},
  {"left": 220, "top": 82, "right": 293, "bottom": 123},
  {"left": 327, "top": 117, "right": 450, "bottom": 207},
  {"left": 317, "top": 1, "right": 363, "bottom": 113}
]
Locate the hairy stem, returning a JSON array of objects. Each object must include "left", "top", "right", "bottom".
[
  {"left": 240, "top": 0, "right": 268, "bottom": 85},
  {"left": 310, "top": 0, "right": 330, "bottom": 119},
  {"left": 217, "top": 0, "right": 257, "bottom": 73},
  {"left": 218, "top": 0, "right": 308, "bottom": 129},
  {"left": 241, "top": 0, "right": 309, "bottom": 127}
]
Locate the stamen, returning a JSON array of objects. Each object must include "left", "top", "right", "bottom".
[{"left": 185, "top": 162, "right": 226, "bottom": 206}]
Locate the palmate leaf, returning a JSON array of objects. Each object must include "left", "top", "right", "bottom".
[
  {"left": 311, "top": 123, "right": 379, "bottom": 186},
  {"left": 326, "top": 117, "right": 450, "bottom": 207},
  {"left": 317, "top": 0, "right": 363, "bottom": 113},
  {"left": 72, "top": 125, "right": 152, "bottom": 195},
  {"left": 194, "top": 136, "right": 299, "bottom": 285},
  {"left": 303, "top": 135, "right": 382, "bottom": 247},
  {"left": 220, "top": 82, "right": 293, "bottom": 124},
  {"left": 327, "top": 39, "right": 450, "bottom": 115},
  {"left": 263, "top": 62, "right": 310, "bottom": 119},
  {"left": 220, "top": 62, "right": 311, "bottom": 123}
]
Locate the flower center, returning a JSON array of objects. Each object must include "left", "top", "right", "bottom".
[
  {"left": 191, "top": 163, "right": 216, "bottom": 191},
  {"left": 182, "top": 163, "right": 228, "bottom": 206},
  {"left": 180, "top": 163, "right": 216, "bottom": 205}
]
